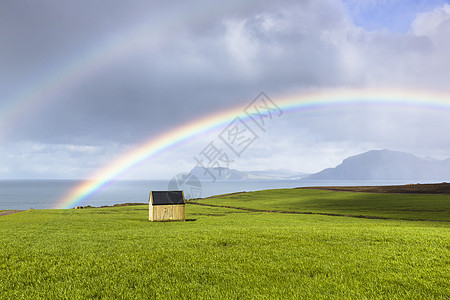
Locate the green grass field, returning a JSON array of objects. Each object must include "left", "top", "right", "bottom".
[
  {"left": 197, "top": 189, "right": 450, "bottom": 221},
  {"left": 1, "top": 189, "right": 449, "bottom": 299}
]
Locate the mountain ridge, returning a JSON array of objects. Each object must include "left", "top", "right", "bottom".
[
  {"left": 188, "top": 166, "right": 308, "bottom": 181},
  {"left": 186, "top": 149, "right": 450, "bottom": 181},
  {"left": 306, "top": 149, "right": 450, "bottom": 181}
]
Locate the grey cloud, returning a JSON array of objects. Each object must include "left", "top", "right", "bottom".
[{"left": 1, "top": 0, "right": 450, "bottom": 178}]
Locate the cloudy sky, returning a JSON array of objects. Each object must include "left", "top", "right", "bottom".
[{"left": 1, "top": 0, "right": 450, "bottom": 180}]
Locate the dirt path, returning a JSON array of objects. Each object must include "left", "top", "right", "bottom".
[{"left": 0, "top": 210, "right": 25, "bottom": 217}]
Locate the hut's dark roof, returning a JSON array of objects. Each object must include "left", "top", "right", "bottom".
[{"left": 151, "top": 191, "right": 184, "bottom": 205}]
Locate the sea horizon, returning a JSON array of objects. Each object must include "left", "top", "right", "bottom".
[{"left": 0, "top": 178, "right": 437, "bottom": 210}]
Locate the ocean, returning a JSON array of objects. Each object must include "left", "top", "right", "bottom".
[{"left": 0, "top": 179, "right": 415, "bottom": 210}]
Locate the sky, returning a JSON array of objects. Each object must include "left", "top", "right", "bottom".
[{"left": 0, "top": 0, "right": 450, "bottom": 180}]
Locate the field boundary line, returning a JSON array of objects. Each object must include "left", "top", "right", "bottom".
[{"left": 187, "top": 201, "right": 450, "bottom": 222}]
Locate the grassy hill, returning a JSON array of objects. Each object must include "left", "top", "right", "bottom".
[
  {"left": 0, "top": 189, "right": 449, "bottom": 299},
  {"left": 194, "top": 188, "right": 450, "bottom": 221}
]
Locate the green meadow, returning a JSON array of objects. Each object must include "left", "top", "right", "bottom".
[
  {"left": 197, "top": 189, "right": 450, "bottom": 221},
  {"left": 0, "top": 189, "right": 449, "bottom": 299}
]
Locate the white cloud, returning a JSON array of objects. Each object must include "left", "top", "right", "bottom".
[
  {"left": 412, "top": 4, "right": 450, "bottom": 37},
  {"left": 0, "top": 142, "right": 131, "bottom": 179}
]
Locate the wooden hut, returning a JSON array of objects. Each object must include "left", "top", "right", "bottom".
[{"left": 149, "top": 191, "right": 185, "bottom": 221}]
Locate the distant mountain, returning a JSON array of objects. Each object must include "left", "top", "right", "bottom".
[
  {"left": 189, "top": 166, "right": 245, "bottom": 180},
  {"left": 244, "top": 169, "right": 308, "bottom": 180},
  {"left": 307, "top": 149, "right": 450, "bottom": 181},
  {"left": 188, "top": 166, "right": 308, "bottom": 181}
]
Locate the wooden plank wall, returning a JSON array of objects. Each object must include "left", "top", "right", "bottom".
[{"left": 149, "top": 204, "right": 185, "bottom": 221}]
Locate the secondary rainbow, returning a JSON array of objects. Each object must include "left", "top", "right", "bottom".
[
  {"left": 0, "top": 1, "right": 256, "bottom": 137},
  {"left": 56, "top": 88, "right": 450, "bottom": 209}
]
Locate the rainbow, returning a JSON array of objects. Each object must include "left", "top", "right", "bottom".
[
  {"left": 0, "top": 23, "right": 150, "bottom": 137},
  {"left": 0, "top": 1, "right": 256, "bottom": 137},
  {"left": 56, "top": 88, "right": 450, "bottom": 209}
]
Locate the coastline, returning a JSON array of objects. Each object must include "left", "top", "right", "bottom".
[{"left": 0, "top": 210, "right": 25, "bottom": 216}]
